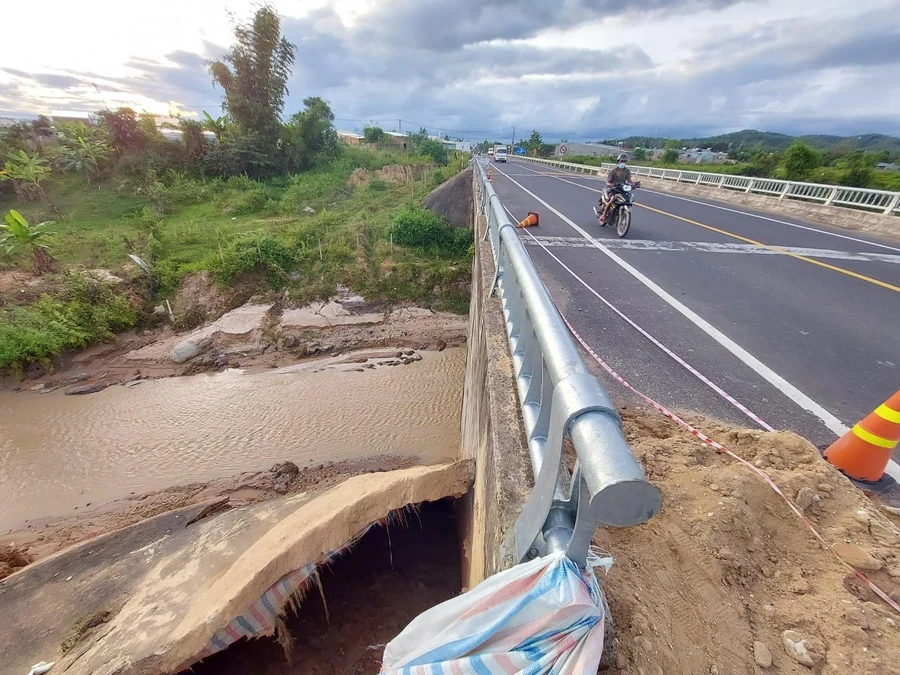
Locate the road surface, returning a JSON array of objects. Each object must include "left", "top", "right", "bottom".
[{"left": 486, "top": 158, "right": 900, "bottom": 458}]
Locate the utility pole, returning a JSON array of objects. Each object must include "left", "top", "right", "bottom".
[{"left": 511, "top": 126, "right": 516, "bottom": 150}]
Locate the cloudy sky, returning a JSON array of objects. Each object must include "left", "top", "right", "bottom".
[{"left": 2, "top": 0, "right": 899, "bottom": 140}]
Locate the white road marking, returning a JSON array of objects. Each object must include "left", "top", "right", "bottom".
[
  {"left": 497, "top": 203, "right": 776, "bottom": 432},
  {"left": 510, "top": 159, "right": 900, "bottom": 254},
  {"left": 492, "top": 162, "right": 852, "bottom": 438},
  {"left": 522, "top": 236, "right": 900, "bottom": 263}
]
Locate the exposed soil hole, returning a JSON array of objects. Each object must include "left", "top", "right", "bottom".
[{"left": 179, "top": 498, "right": 461, "bottom": 675}]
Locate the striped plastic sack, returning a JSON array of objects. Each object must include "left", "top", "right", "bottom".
[{"left": 380, "top": 551, "right": 608, "bottom": 675}]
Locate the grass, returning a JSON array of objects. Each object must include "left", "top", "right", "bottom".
[{"left": 0, "top": 147, "right": 473, "bottom": 373}]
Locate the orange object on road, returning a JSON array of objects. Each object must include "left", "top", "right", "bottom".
[
  {"left": 824, "top": 391, "right": 900, "bottom": 482},
  {"left": 488, "top": 167, "right": 493, "bottom": 182},
  {"left": 517, "top": 212, "right": 539, "bottom": 228}
]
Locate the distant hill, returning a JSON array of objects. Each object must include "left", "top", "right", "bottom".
[{"left": 610, "top": 130, "right": 900, "bottom": 154}]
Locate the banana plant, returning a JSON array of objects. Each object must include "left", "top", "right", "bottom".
[
  {"left": 1, "top": 209, "right": 56, "bottom": 275},
  {"left": 0, "top": 150, "right": 51, "bottom": 201}
]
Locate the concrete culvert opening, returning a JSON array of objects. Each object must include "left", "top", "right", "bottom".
[{"left": 178, "top": 498, "right": 462, "bottom": 675}]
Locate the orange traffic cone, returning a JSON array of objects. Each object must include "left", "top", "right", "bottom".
[
  {"left": 488, "top": 167, "right": 494, "bottom": 182},
  {"left": 517, "top": 212, "right": 539, "bottom": 228},
  {"left": 824, "top": 391, "right": 900, "bottom": 485}
]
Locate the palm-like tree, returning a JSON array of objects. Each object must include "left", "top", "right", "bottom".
[
  {"left": 1, "top": 209, "right": 56, "bottom": 275},
  {"left": 62, "top": 136, "right": 110, "bottom": 185},
  {"left": 0, "top": 150, "right": 51, "bottom": 201}
]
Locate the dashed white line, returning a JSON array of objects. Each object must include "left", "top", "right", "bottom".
[
  {"left": 511, "top": 160, "right": 900, "bottom": 254},
  {"left": 493, "top": 162, "right": 852, "bottom": 438},
  {"left": 498, "top": 203, "right": 776, "bottom": 432},
  {"left": 523, "top": 236, "right": 900, "bottom": 263}
]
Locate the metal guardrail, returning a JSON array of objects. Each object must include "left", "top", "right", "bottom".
[
  {"left": 519, "top": 156, "right": 900, "bottom": 217},
  {"left": 472, "top": 159, "right": 662, "bottom": 568}
]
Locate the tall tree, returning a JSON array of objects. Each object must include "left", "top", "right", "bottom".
[
  {"left": 283, "top": 97, "right": 340, "bottom": 171},
  {"left": 524, "top": 130, "right": 543, "bottom": 155},
  {"left": 209, "top": 5, "right": 296, "bottom": 157}
]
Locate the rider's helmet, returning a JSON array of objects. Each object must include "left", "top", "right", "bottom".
[{"left": 617, "top": 153, "right": 628, "bottom": 163}]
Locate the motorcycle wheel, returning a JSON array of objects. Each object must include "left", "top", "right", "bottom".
[{"left": 616, "top": 208, "right": 631, "bottom": 238}]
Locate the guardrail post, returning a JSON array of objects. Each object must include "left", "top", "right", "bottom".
[
  {"left": 886, "top": 194, "right": 900, "bottom": 215},
  {"left": 718, "top": 175, "right": 726, "bottom": 188},
  {"left": 676, "top": 171, "right": 683, "bottom": 182},
  {"left": 824, "top": 187, "right": 839, "bottom": 206},
  {"left": 745, "top": 179, "right": 755, "bottom": 193},
  {"left": 778, "top": 182, "right": 792, "bottom": 200}
]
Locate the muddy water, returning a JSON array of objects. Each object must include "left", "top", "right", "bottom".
[{"left": 0, "top": 349, "right": 463, "bottom": 530}]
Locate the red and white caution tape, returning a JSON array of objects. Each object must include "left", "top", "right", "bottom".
[{"left": 559, "top": 310, "right": 900, "bottom": 615}]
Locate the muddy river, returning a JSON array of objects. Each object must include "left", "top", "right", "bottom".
[{"left": 0, "top": 349, "right": 464, "bottom": 530}]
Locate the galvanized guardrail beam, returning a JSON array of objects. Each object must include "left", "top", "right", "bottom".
[
  {"left": 473, "top": 160, "right": 662, "bottom": 568},
  {"left": 518, "top": 156, "right": 900, "bottom": 217}
]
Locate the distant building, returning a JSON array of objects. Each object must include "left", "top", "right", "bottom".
[
  {"left": 383, "top": 131, "right": 409, "bottom": 149},
  {"left": 338, "top": 131, "right": 364, "bottom": 146},
  {"left": 876, "top": 162, "right": 899, "bottom": 171},
  {"left": 679, "top": 148, "right": 728, "bottom": 164},
  {"left": 50, "top": 111, "right": 92, "bottom": 125}
]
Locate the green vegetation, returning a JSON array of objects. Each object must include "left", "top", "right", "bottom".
[
  {"left": 560, "top": 141, "right": 900, "bottom": 192},
  {"left": 0, "top": 4, "right": 472, "bottom": 375},
  {"left": 608, "top": 130, "right": 900, "bottom": 155},
  {"left": 0, "top": 273, "right": 138, "bottom": 375}
]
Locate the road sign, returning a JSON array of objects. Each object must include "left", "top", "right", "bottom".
[
  {"left": 559, "top": 145, "right": 568, "bottom": 156},
  {"left": 514, "top": 146, "right": 526, "bottom": 155}
]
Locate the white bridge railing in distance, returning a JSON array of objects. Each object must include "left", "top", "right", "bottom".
[{"left": 518, "top": 157, "right": 900, "bottom": 217}]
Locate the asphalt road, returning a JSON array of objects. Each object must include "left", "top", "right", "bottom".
[{"left": 486, "top": 158, "right": 900, "bottom": 458}]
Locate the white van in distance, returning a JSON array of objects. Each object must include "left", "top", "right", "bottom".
[{"left": 494, "top": 147, "right": 508, "bottom": 163}]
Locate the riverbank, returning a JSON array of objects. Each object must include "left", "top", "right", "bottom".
[
  {"left": 0, "top": 147, "right": 474, "bottom": 376},
  {"left": 0, "top": 298, "right": 467, "bottom": 567}
]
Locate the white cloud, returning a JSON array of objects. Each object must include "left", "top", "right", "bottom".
[{"left": 0, "top": 0, "right": 898, "bottom": 137}]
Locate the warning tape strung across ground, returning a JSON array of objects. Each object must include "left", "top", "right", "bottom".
[{"left": 556, "top": 310, "right": 900, "bottom": 615}]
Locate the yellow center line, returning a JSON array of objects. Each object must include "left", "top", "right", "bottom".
[
  {"left": 636, "top": 202, "right": 900, "bottom": 293},
  {"left": 511, "top": 163, "right": 900, "bottom": 294}
]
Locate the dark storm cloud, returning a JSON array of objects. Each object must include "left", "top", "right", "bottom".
[{"left": 360, "top": 0, "right": 759, "bottom": 51}]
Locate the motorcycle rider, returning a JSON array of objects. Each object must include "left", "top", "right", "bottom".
[{"left": 599, "top": 153, "right": 634, "bottom": 225}]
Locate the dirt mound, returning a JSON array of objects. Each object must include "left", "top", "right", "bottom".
[
  {"left": 425, "top": 168, "right": 473, "bottom": 228},
  {"left": 172, "top": 271, "right": 234, "bottom": 327},
  {"left": 598, "top": 406, "right": 900, "bottom": 675}
]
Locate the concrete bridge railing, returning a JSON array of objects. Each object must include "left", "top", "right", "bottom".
[
  {"left": 520, "top": 156, "right": 900, "bottom": 216},
  {"left": 516, "top": 156, "right": 900, "bottom": 237}
]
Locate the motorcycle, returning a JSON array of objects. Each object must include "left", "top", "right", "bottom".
[{"left": 592, "top": 181, "right": 641, "bottom": 238}]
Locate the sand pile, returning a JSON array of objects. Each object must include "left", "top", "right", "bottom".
[{"left": 597, "top": 406, "right": 900, "bottom": 674}]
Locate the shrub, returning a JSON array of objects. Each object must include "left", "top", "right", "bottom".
[
  {"left": 387, "top": 206, "right": 472, "bottom": 257},
  {"left": 213, "top": 232, "right": 297, "bottom": 287},
  {"left": 0, "top": 273, "right": 137, "bottom": 375},
  {"left": 214, "top": 176, "right": 269, "bottom": 215},
  {"left": 279, "top": 167, "right": 349, "bottom": 213}
]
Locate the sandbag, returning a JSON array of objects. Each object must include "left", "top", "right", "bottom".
[{"left": 380, "top": 552, "right": 607, "bottom": 674}]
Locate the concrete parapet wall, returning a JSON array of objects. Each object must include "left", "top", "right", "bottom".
[
  {"left": 458, "top": 182, "right": 532, "bottom": 590},
  {"left": 641, "top": 176, "right": 900, "bottom": 239}
]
